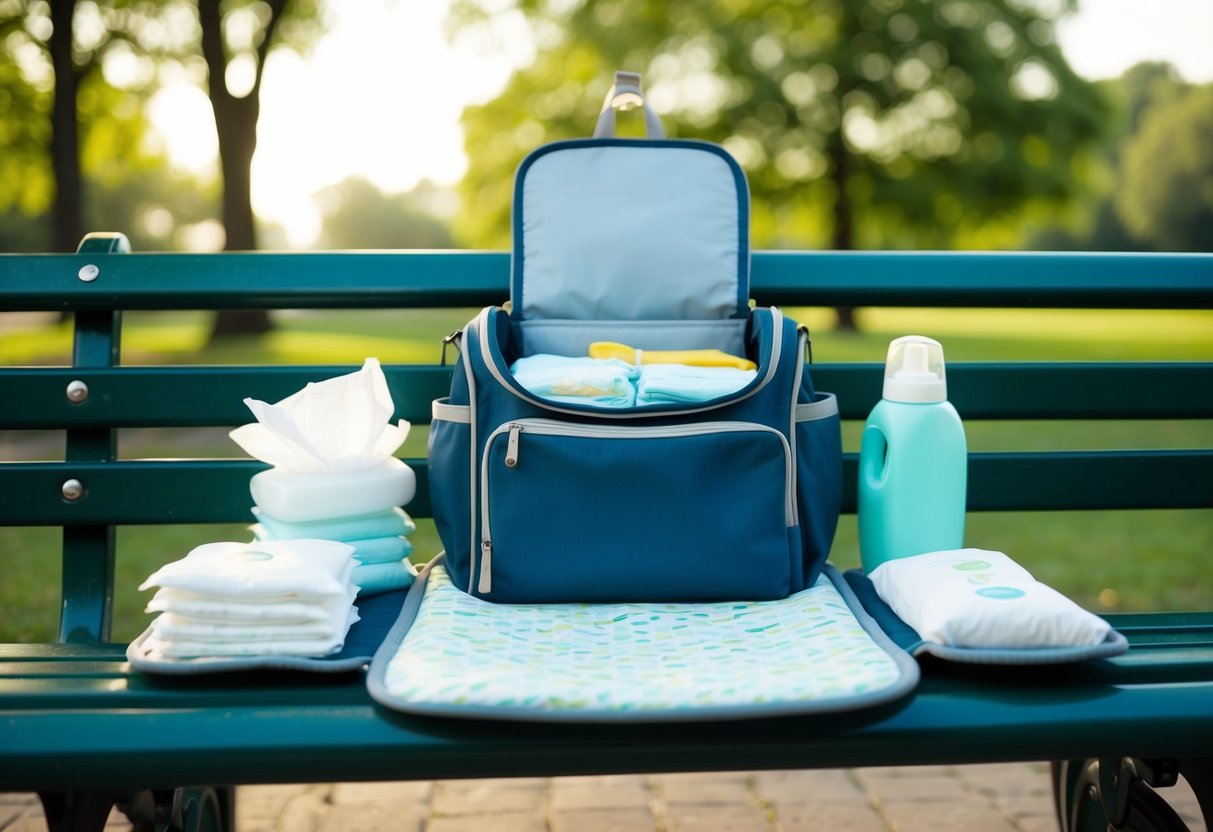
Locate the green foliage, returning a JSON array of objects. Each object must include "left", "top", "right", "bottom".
[
  {"left": 1116, "top": 84, "right": 1213, "bottom": 252},
  {"left": 0, "top": 18, "right": 54, "bottom": 219},
  {"left": 314, "top": 177, "right": 455, "bottom": 250},
  {"left": 0, "top": 0, "right": 225, "bottom": 252},
  {"left": 450, "top": 0, "right": 1106, "bottom": 251}
]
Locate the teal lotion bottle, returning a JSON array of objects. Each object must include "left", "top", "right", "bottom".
[{"left": 858, "top": 336, "right": 967, "bottom": 573}]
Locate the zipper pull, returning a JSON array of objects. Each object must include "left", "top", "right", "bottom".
[
  {"left": 478, "top": 541, "right": 493, "bottom": 593},
  {"left": 504, "top": 424, "right": 523, "bottom": 468}
]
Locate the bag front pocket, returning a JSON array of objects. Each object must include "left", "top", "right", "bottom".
[{"left": 475, "top": 418, "right": 797, "bottom": 603}]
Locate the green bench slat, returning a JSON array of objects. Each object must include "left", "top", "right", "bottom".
[
  {"left": 3, "top": 251, "right": 1210, "bottom": 311},
  {"left": 0, "top": 365, "right": 455, "bottom": 429},
  {"left": 0, "top": 458, "right": 432, "bottom": 525},
  {"left": 3, "top": 363, "right": 1210, "bottom": 429},
  {"left": 1, "top": 673, "right": 1212, "bottom": 792},
  {"left": 2, "top": 451, "right": 1208, "bottom": 526},
  {"left": 818, "top": 362, "right": 1213, "bottom": 420}
]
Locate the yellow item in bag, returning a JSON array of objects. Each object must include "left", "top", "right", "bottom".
[{"left": 589, "top": 341, "right": 757, "bottom": 371}]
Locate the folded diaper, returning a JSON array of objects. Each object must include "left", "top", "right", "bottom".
[
  {"left": 138, "top": 540, "right": 361, "bottom": 659},
  {"left": 145, "top": 590, "right": 355, "bottom": 626},
  {"left": 142, "top": 631, "right": 356, "bottom": 659},
  {"left": 510, "top": 355, "right": 638, "bottom": 407},
  {"left": 352, "top": 559, "right": 417, "bottom": 596},
  {"left": 636, "top": 364, "right": 757, "bottom": 405},
  {"left": 149, "top": 609, "right": 358, "bottom": 643},
  {"left": 139, "top": 540, "right": 356, "bottom": 601},
  {"left": 869, "top": 548, "right": 1111, "bottom": 649},
  {"left": 251, "top": 506, "right": 415, "bottom": 542}
]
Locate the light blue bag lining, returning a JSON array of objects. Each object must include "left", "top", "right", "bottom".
[
  {"left": 366, "top": 556, "right": 920, "bottom": 723},
  {"left": 513, "top": 140, "right": 749, "bottom": 324},
  {"left": 517, "top": 318, "right": 749, "bottom": 361}
]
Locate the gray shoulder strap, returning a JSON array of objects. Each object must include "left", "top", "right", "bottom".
[{"left": 593, "top": 70, "right": 666, "bottom": 139}]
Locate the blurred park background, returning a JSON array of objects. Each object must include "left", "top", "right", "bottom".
[{"left": 1, "top": 0, "right": 1211, "bottom": 642}]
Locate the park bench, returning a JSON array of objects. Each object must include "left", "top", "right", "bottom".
[{"left": 1, "top": 232, "right": 1211, "bottom": 832}]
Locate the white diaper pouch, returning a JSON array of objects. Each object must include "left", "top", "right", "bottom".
[{"left": 869, "top": 548, "right": 1111, "bottom": 650}]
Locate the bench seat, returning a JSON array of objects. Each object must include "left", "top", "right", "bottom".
[{"left": 2, "top": 612, "right": 1212, "bottom": 793}]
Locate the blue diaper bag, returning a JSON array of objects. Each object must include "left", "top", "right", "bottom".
[{"left": 429, "top": 72, "right": 843, "bottom": 603}]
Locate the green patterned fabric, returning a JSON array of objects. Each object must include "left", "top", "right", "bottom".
[{"left": 373, "top": 562, "right": 916, "bottom": 721}]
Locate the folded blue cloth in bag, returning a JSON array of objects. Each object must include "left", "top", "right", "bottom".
[
  {"left": 510, "top": 355, "right": 638, "bottom": 407},
  {"left": 251, "top": 506, "right": 415, "bottom": 541},
  {"left": 636, "top": 364, "right": 757, "bottom": 404}
]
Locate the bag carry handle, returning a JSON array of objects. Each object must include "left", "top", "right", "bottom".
[{"left": 593, "top": 70, "right": 666, "bottom": 139}]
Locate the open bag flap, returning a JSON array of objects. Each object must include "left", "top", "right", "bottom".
[{"left": 511, "top": 73, "right": 751, "bottom": 323}]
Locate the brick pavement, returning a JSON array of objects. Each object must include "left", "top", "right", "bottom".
[{"left": 4, "top": 764, "right": 1207, "bottom": 831}]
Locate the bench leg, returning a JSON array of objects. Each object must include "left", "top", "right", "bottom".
[
  {"left": 166, "top": 786, "right": 235, "bottom": 832},
  {"left": 1053, "top": 757, "right": 1203, "bottom": 832},
  {"left": 37, "top": 791, "right": 122, "bottom": 832}
]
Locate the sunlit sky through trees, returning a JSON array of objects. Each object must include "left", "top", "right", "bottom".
[{"left": 139, "top": 0, "right": 1213, "bottom": 248}]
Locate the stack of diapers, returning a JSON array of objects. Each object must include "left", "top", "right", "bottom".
[
  {"left": 510, "top": 354, "right": 756, "bottom": 407},
  {"left": 229, "top": 358, "right": 418, "bottom": 597},
  {"left": 868, "top": 548, "right": 1121, "bottom": 658},
  {"left": 137, "top": 540, "right": 359, "bottom": 659}
]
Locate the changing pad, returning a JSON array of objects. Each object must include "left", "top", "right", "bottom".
[{"left": 367, "top": 557, "right": 919, "bottom": 722}]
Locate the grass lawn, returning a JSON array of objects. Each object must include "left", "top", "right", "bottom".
[{"left": 1, "top": 305, "right": 1210, "bottom": 643}]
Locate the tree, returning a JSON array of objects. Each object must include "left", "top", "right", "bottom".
[
  {"left": 1, "top": 3, "right": 219, "bottom": 254},
  {"left": 2, "top": 1, "right": 220, "bottom": 254},
  {"left": 1024, "top": 62, "right": 1198, "bottom": 253},
  {"left": 0, "top": 25, "right": 54, "bottom": 250},
  {"left": 1116, "top": 83, "right": 1213, "bottom": 252},
  {"left": 314, "top": 177, "right": 455, "bottom": 250},
  {"left": 198, "top": 0, "right": 321, "bottom": 340},
  {"left": 451, "top": 0, "right": 1106, "bottom": 326}
]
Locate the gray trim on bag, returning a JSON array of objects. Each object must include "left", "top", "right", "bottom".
[
  {"left": 795, "top": 393, "right": 839, "bottom": 422},
  {"left": 432, "top": 398, "right": 471, "bottom": 424},
  {"left": 463, "top": 313, "right": 489, "bottom": 595}
]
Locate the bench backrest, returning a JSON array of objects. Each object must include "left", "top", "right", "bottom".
[{"left": 2, "top": 233, "right": 1211, "bottom": 642}]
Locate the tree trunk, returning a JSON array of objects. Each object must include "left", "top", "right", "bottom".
[
  {"left": 200, "top": 0, "right": 276, "bottom": 342},
  {"left": 827, "top": 124, "right": 859, "bottom": 332},
  {"left": 49, "top": 0, "right": 82, "bottom": 254}
]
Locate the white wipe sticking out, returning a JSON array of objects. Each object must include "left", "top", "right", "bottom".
[{"left": 869, "top": 548, "right": 1110, "bottom": 649}]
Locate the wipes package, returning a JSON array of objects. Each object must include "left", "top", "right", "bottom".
[
  {"left": 869, "top": 548, "right": 1110, "bottom": 649},
  {"left": 230, "top": 357, "right": 416, "bottom": 521},
  {"left": 229, "top": 358, "right": 408, "bottom": 474},
  {"left": 249, "top": 458, "right": 415, "bottom": 523}
]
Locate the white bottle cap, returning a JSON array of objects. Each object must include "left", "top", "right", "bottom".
[{"left": 883, "top": 335, "right": 947, "bottom": 403}]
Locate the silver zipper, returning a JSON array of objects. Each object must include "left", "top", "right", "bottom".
[
  {"left": 504, "top": 423, "right": 523, "bottom": 467},
  {"left": 477, "top": 418, "right": 797, "bottom": 595}
]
